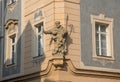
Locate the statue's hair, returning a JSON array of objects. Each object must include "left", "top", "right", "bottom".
[{"left": 55, "top": 21, "right": 60, "bottom": 24}]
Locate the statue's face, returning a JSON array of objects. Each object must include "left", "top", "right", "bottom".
[{"left": 55, "top": 21, "right": 60, "bottom": 28}]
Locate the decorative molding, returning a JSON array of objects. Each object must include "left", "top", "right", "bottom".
[
  {"left": 91, "top": 14, "right": 114, "bottom": 62},
  {"left": 32, "top": 56, "right": 45, "bottom": 66},
  {"left": 4, "top": 19, "right": 18, "bottom": 68},
  {"left": 7, "top": 0, "right": 17, "bottom": 11},
  {"left": 1, "top": 59, "right": 120, "bottom": 82},
  {"left": 5, "top": 19, "right": 18, "bottom": 29},
  {"left": 67, "top": 60, "right": 120, "bottom": 78},
  {"left": 93, "top": 58, "right": 114, "bottom": 66},
  {"left": 34, "top": 9, "right": 44, "bottom": 23}
]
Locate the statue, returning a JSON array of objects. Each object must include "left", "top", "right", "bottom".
[{"left": 43, "top": 21, "right": 68, "bottom": 57}]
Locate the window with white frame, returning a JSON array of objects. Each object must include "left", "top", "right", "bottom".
[
  {"left": 34, "top": 22, "right": 44, "bottom": 57},
  {"left": 5, "top": 19, "right": 18, "bottom": 66},
  {"left": 91, "top": 14, "right": 114, "bottom": 59},
  {"left": 9, "top": 34, "right": 16, "bottom": 65},
  {"left": 95, "top": 22, "right": 108, "bottom": 56}
]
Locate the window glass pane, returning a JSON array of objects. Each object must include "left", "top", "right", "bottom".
[
  {"left": 101, "top": 34, "right": 107, "bottom": 49},
  {"left": 96, "top": 26, "right": 99, "bottom": 32},
  {"left": 9, "top": 0, "right": 15, "bottom": 4},
  {"left": 96, "top": 41, "right": 99, "bottom": 48},
  {"left": 38, "top": 35, "right": 42, "bottom": 56},
  {"left": 12, "top": 53, "right": 14, "bottom": 64},
  {"left": 101, "top": 34, "right": 106, "bottom": 41},
  {"left": 12, "top": 45, "right": 15, "bottom": 51},
  {"left": 96, "top": 48, "right": 99, "bottom": 55},
  {"left": 101, "top": 48, "right": 107, "bottom": 56},
  {"left": 12, "top": 37, "right": 15, "bottom": 43},
  {"left": 38, "top": 41, "right": 41, "bottom": 56},
  {"left": 38, "top": 41, "right": 41, "bottom": 48},
  {"left": 38, "top": 27, "right": 41, "bottom": 33},
  {"left": 96, "top": 33, "right": 99, "bottom": 40},
  {"left": 100, "top": 26, "right": 106, "bottom": 32},
  {"left": 101, "top": 41, "right": 106, "bottom": 48},
  {"left": 38, "top": 48, "right": 41, "bottom": 56},
  {"left": 10, "top": 36, "right": 16, "bottom": 64},
  {"left": 38, "top": 35, "right": 41, "bottom": 40}
]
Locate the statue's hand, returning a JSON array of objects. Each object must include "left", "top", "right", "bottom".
[{"left": 42, "top": 28, "right": 47, "bottom": 34}]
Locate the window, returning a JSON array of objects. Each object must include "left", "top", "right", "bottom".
[
  {"left": 95, "top": 22, "right": 108, "bottom": 56},
  {"left": 9, "top": 0, "right": 16, "bottom": 4},
  {"left": 7, "top": 0, "right": 17, "bottom": 11},
  {"left": 91, "top": 14, "right": 114, "bottom": 60},
  {"left": 9, "top": 35, "right": 16, "bottom": 65},
  {"left": 4, "top": 19, "right": 18, "bottom": 67},
  {"left": 34, "top": 22, "right": 44, "bottom": 58},
  {"left": 37, "top": 25, "right": 43, "bottom": 56}
]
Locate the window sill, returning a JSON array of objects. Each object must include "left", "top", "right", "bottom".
[
  {"left": 6, "top": 63, "right": 16, "bottom": 68},
  {"left": 32, "top": 55, "right": 44, "bottom": 64},
  {"left": 93, "top": 55, "right": 115, "bottom": 61},
  {"left": 33, "top": 55, "right": 44, "bottom": 59}
]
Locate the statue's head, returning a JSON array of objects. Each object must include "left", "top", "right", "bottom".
[{"left": 55, "top": 21, "right": 60, "bottom": 28}]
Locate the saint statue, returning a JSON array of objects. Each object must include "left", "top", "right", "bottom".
[{"left": 43, "top": 21, "right": 68, "bottom": 56}]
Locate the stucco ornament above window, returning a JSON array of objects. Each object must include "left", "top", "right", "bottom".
[
  {"left": 5, "top": 19, "right": 18, "bottom": 29},
  {"left": 34, "top": 9, "right": 44, "bottom": 22},
  {"left": 7, "top": 0, "right": 17, "bottom": 11}
]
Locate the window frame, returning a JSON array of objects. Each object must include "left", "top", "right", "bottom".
[
  {"left": 91, "top": 14, "right": 114, "bottom": 60},
  {"left": 8, "top": 34, "right": 16, "bottom": 65},
  {"left": 33, "top": 22, "right": 44, "bottom": 58},
  {"left": 95, "top": 22, "right": 108, "bottom": 57}
]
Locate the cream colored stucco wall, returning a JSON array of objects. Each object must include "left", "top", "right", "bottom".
[{"left": 23, "top": 0, "right": 80, "bottom": 75}]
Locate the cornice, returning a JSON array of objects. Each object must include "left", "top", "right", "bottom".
[
  {"left": 0, "top": 60, "right": 53, "bottom": 82},
  {"left": 67, "top": 60, "right": 120, "bottom": 78},
  {"left": 25, "top": 0, "right": 80, "bottom": 17},
  {"left": 64, "top": 0, "right": 80, "bottom": 4},
  {"left": 1, "top": 59, "right": 120, "bottom": 81}
]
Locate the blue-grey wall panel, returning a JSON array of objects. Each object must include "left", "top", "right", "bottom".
[
  {"left": 80, "top": 0, "right": 120, "bottom": 69},
  {"left": 2, "top": 0, "right": 21, "bottom": 77}
]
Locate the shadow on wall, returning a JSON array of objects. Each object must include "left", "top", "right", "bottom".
[
  {"left": 3, "top": 28, "right": 21, "bottom": 77},
  {"left": 23, "top": 20, "right": 46, "bottom": 82},
  {"left": 44, "top": 79, "right": 55, "bottom": 82},
  {"left": 3, "top": 19, "right": 74, "bottom": 81},
  {"left": 23, "top": 20, "right": 46, "bottom": 69},
  {"left": 3, "top": 20, "right": 45, "bottom": 81},
  {"left": 66, "top": 24, "right": 74, "bottom": 55}
]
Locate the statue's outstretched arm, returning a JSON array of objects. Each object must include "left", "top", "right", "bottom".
[{"left": 43, "top": 28, "right": 52, "bottom": 34}]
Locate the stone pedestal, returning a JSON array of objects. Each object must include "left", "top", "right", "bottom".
[{"left": 52, "top": 55, "right": 65, "bottom": 70}]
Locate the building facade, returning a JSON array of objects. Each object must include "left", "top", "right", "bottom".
[{"left": 0, "top": 0, "right": 120, "bottom": 82}]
